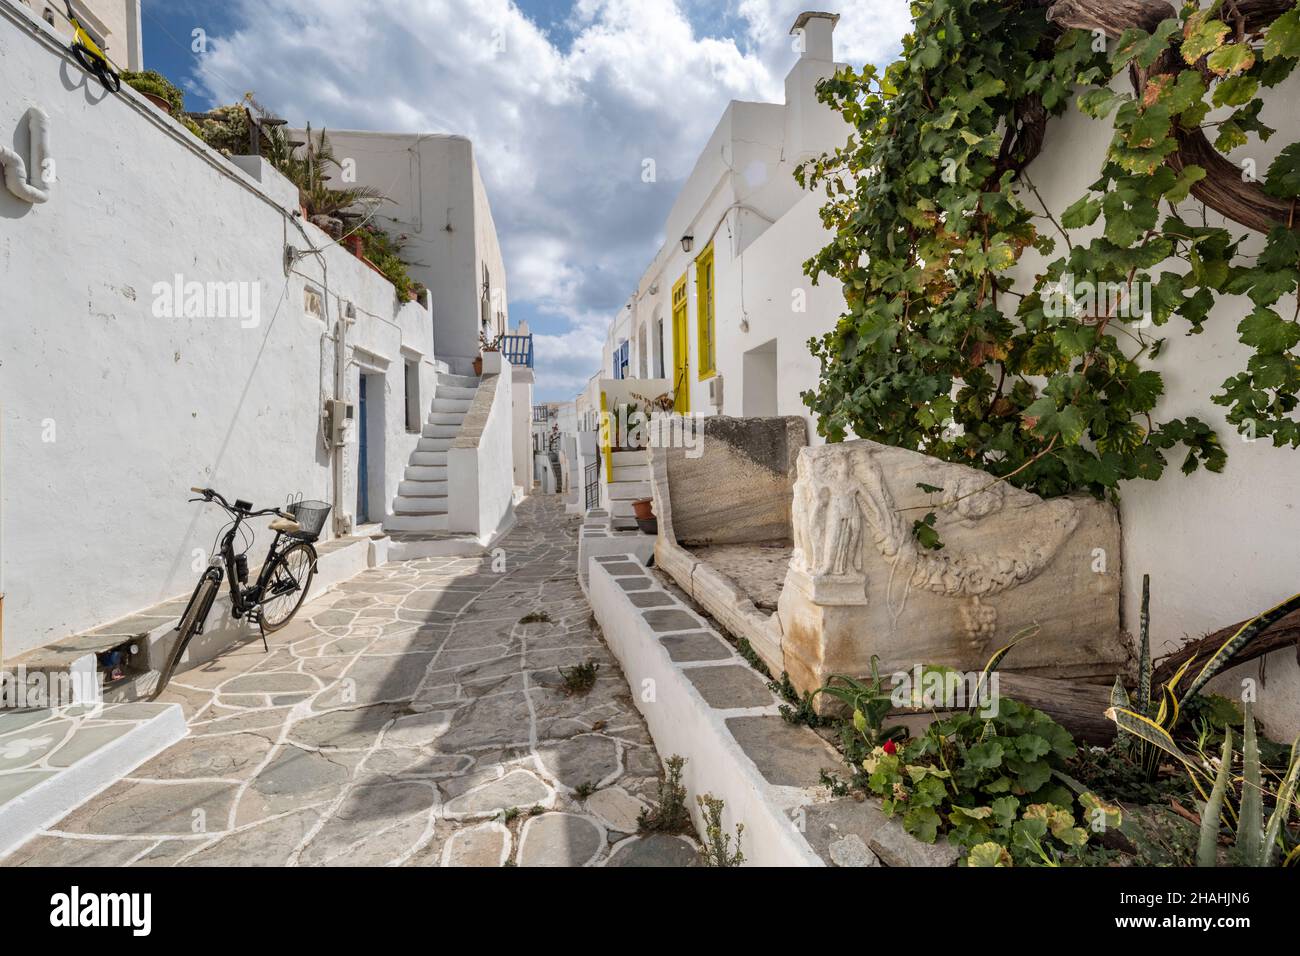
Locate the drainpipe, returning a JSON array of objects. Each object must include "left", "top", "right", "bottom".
[
  {"left": 0, "top": 107, "right": 53, "bottom": 204},
  {"left": 333, "top": 298, "right": 355, "bottom": 537}
]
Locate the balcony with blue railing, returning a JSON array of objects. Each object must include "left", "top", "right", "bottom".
[{"left": 500, "top": 333, "right": 534, "bottom": 369}]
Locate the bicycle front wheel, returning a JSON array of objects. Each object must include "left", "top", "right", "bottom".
[
  {"left": 152, "top": 571, "right": 220, "bottom": 700},
  {"left": 259, "top": 542, "right": 317, "bottom": 632}
]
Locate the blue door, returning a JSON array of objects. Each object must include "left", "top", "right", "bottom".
[{"left": 357, "top": 377, "right": 369, "bottom": 523}]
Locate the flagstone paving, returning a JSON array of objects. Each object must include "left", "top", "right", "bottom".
[{"left": 2, "top": 497, "right": 697, "bottom": 867}]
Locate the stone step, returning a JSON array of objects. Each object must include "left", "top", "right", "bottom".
[
  {"left": 410, "top": 451, "right": 448, "bottom": 466},
  {"left": 436, "top": 385, "right": 478, "bottom": 401},
  {"left": 427, "top": 411, "right": 466, "bottom": 426},
  {"left": 383, "top": 512, "right": 448, "bottom": 533},
  {"left": 417, "top": 437, "right": 453, "bottom": 452},
  {"left": 398, "top": 479, "right": 448, "bottom": 497},
  {"left": 611, "top": 499, "right": 638, "bottom": 518},
  {"left": 422, "top": 422, "right": 461, "bottom": 438},
  {"left": 610, "top": 450, "right": 648, "bottom": 466},
  {"left": 393, "top": 495, "right": 448, "bottom": 515},
  {"left": 607, "top": 481, "right": 651, "bottom": 501},
  {"left": 437, "top": 373, "right": 480, "bottom": 389},
  {"left": 405, "top": 464, "right": 447, "bottom": 481},
  {"left": 612, "top": 464, "right": 650, "bottom": 482},
  {"left": 431, "top": 397, "right": 473, "bottom": 413}
]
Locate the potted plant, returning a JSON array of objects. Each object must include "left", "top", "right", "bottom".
[
  {"left": 475, "top": 331, "right": 501, "bottom": 376},
  {"left": 122, "top": 69, "right": 184, "bottom": 116},
  {"left": 632, "top": 497, "right": 657, "bottom": 536}
]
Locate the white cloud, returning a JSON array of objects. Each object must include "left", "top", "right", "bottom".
[{"left": 192, "top": 0, "right": 909, "bottom": 399}]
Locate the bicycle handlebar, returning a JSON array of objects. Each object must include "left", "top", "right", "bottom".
[{"left": 188, "top": 487, "right": 293, "bottom": 520}]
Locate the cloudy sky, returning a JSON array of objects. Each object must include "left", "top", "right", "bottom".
[{"left": 142, "top": 0, "right": 911, "bottom": 400}]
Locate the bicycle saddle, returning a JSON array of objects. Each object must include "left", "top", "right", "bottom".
[{"left": 269, "top": 517, "right": 302, "bottom": 533}]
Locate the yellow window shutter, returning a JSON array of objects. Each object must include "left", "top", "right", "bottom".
[{"left": 695, "top": 243, "right": 715, "bottom": 379}]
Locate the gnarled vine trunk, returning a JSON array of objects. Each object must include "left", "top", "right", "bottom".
[{"left": 1046, "top": 0, "right": 1300, "bottom": 235}]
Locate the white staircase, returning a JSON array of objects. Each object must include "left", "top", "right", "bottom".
[
  {"left": 383, "top": 371, "right": 479, "bottom": 534},
  {"left": 606, "top": 449, "right": 650, "bottom": 530}
]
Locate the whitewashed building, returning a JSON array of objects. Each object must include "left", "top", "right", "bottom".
[
  {"left": 588, "top": 11, "right": 850, "bottom": 442},
  {"left": 0, "top": 0, "right": 522, "bottom": 666}
]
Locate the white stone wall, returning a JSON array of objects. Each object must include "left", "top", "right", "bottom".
[
  {"left": 0, "top": 9, "right": 439, "bottom": 655},
  {"left": 293, "top": 129, "right": 509, "bottom": 366},
  {"left": 1005, "top": 70, "right": 1300, "bottom": 737}
]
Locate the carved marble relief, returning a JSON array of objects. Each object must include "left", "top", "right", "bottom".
[{"left": 790, "top": 442, "right": 1081, "bottom": 648}]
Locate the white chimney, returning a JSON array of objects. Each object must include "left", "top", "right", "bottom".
[
  {"left": 784, "top": 12, "right": 845, "bottom": 164},
  {"left": 791, "top": 11, "right": 838, "bottom": 62}
]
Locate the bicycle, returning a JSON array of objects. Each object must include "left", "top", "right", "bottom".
[
  {"left": 64, "top": 0, "right": 121, "bottom": 92},
  {"left": 151, "top": 487, "right": 332, "bottom": 700}
]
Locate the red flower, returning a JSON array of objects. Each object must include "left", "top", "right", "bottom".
[{"left": 882, "top": 739, "right": 897, "bottom": 755}]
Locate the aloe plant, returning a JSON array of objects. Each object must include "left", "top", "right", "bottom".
[
  {"left": 813, "top": 655, "right": 907, "bottom": 747},
  {"left": 1196, "top": 705, "right": 1300, "bottom": 867}
]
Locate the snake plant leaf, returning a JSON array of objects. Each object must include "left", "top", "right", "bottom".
[
  {"left": 1111, "top": 676, "right": 1131, "bottom": 745},
  {"left": 1163, "top": 654, "right": 1198, "bottom": 701},
  {"left": 1239, "top": 705, "right": 1264, "bottom": 864},
  {"left": 1110, "top": 676, "right": 1131, "bottom": 710},
  {"left": 1262, "top": 732, "right": 1300, "bottom": 867},
  {"left": 1138, "top": 574, "right": 1152, "bottom": 715},
  {"left": 1198, "top": 726, "right": 1233, "bottom": 867},
  {"left": 974, "top": 624, "right": 1041, "bottom": 705},
  {"left": 1104, "top": 707, "right": 1204, "bottom": 778},
  {"left": 1155, "top": 683, "right": 1181, "bottom": 732},
  {"left": 1180, "top": 592, "right": 1300, "bottom": 707}
]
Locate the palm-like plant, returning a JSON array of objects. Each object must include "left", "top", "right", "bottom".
[{"left": 270, "top": 123, "right": 386, "bottom": 220}]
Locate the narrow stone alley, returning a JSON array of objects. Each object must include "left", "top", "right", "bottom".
[{"left": 3, "top": 498, "right": 696, "bottom": 867}]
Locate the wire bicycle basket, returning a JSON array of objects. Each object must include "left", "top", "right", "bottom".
[{"left": 286, "top": 499, "right": 331, "bottom": 542}]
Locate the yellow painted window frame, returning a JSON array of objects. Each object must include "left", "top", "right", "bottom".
[{"left": 694, "top": 242, "right": 716, "bottom": 380}]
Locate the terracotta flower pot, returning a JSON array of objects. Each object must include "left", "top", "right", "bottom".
[
  {"left": 343, "top": 234, "right": 364, "bottom": 257},
  {"left": 631, "top": 497, "right": 654, "bottom": 520},
  {"left": 141, "top": 92, "right": 172, "bottom": 115},
  {"left": 473, "top": 356, "right": 483, "bottom": 376}
]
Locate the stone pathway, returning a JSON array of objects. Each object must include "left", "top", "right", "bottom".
[{"left": 2, "top": 497, "right": 697, "bottom": 867}]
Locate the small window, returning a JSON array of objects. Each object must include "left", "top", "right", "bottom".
[{"left": 303, "top": 286, "right": 323, "bottom": 319}]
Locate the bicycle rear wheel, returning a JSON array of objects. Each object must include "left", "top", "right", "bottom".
[{"left": 259, "top": 542, "right": 316, "bottom": 632}]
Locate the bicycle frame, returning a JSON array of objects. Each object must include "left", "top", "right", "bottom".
[
  {"left": 185, "top": 490, "right": 312, "bottom": 635},
  {"left": 211, "top": 519, "right": 293, "bottom": 621}
]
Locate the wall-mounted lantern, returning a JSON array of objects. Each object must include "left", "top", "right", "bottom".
[{"left": 680, "top": 234, "right": 694, "bottom": 253}]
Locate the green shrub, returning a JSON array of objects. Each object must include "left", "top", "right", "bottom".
[
  {"left": 122, "top": 70, "right": 185, "bottom": 114},
  {"left": 638, "top": 755, "right": 691, "bottom": 834}
]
